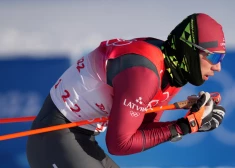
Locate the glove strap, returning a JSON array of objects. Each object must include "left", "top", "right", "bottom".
[
  {"left": 186, "top": 106, "right": 205, "bottom": 133},
  {"left": 186, "top": 114, "right": 198, "bottom": 133}
]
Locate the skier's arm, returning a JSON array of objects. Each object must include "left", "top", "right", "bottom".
[{"left": 106, "top": 54, "right": 178, "bottom": 155}]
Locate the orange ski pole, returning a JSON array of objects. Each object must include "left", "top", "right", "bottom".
[
  {"left": 0, "top": 116, "right": 36, "bottom": 124},
  {"left": 0, "top": 117, "right": 109, "bottom": 141},
  {"left": 0, "top": 103, "right": 185, "bottom": 141}
]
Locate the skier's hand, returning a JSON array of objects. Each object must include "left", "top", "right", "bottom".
[
  {"left": 176, "top": 91, "right": 214, "bottom": 134},
  {"left": 198, "top": 104, "right": 226, "bottom": 132}
]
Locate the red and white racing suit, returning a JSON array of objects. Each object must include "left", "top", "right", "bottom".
[{"left": 50, "top": 37, "right": 182, "bottom": 155}]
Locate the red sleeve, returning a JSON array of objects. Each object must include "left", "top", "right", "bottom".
[{"left": 106, "top": 66, "right": 173, "bottom": 155}]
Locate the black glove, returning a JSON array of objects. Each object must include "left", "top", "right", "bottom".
[
  {"left": 198, "top": 105, "right": 226, "bottom": 132},
  {"left": 176, "top": 91, "right": 214, "bottom": 135}
]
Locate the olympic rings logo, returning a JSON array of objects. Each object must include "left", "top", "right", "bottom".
[
  {"left": 106, "top": 38, "right": 137, "bottom": 46},
  {"left": 130, "top": 111, "right": 140, "bottom": 117}
]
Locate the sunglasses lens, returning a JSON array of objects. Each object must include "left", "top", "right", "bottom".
[{"left": 207, "top": 53, "right": 225, "bottom": 64}]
